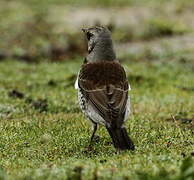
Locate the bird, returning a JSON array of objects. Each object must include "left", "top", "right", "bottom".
[{"left": 75, "top": 26, "right": 135, "bottom": 150}]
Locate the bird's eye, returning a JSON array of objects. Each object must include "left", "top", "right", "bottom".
[{"left": 87, "top": 32, "right": 93, "bottom": 40}]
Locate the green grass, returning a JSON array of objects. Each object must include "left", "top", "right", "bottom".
[
  {"left": 0, "top": 59, "right": 193, "bottom": 179},
  {"left": 2, "top": 0, "right": 194, "bottom": 7},
  {"left": 0, "top": 0, "right": 194, "bottom": 179},
  {"left": 0, "top": 0, "right": 193, "bottom": 63}
]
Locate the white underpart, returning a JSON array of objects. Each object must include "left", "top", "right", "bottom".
[
  {"left": 78, "top": 88, "right": 106, "bottom": 125},
  {"left": 78, "top": 86, "right": 131, "bottom": 127},
  {"left": 87, "top": 103, "right": 106, "bottom": 125},
  {"left": 128, "top": 83, "right": 131, "bottom": 91},
  {"left": 74, "top": 76, "right": 79, "bottom": 89},
  {"left": 124, "top": 97, "right": 130, "bottom": 121}
]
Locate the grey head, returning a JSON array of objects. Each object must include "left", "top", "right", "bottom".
[{"left": 82, "top": 26, "right": 116, "bottom": 62}]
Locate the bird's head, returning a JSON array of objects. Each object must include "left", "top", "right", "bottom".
[{"left": 82, "top": 26, "right": 112, "bottom": 54}]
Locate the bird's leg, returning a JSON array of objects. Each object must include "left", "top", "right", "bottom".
[{"left": 90, "top": 123, "right": 99, "bottom": 144}]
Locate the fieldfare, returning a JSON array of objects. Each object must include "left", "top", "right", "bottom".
[{"left": 75, "top": 26, "right": 135, "bottom": 150}]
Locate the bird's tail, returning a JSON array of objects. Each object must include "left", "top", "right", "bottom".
[{"left": 106, "top": 126, "right": 135, "bottom": 150}]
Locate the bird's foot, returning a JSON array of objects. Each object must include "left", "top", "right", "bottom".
[
  {"left": 89, "top": 135, "right": 100, "bottom": 146},
  {"left": 93, "top": 135, "right": 100, "bottom": 142}
]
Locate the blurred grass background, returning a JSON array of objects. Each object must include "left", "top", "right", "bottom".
[
  {"left": 1, "top": 0, "right": 194, "bottom": 62},
  {"left": 0, "top": 0, "right": 194, "bottom": 179}
]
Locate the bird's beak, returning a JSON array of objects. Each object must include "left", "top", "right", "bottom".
[{"left": 82, "top": 28, "right": 88, "bottom": 33}]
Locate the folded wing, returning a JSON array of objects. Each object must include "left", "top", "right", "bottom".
[{"left": 78, "top": 61, "right": 129, "bottom": 128}]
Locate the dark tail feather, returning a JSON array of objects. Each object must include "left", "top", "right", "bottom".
[{"left": 106, "top": 126, "right": 135, "bottom": 150}]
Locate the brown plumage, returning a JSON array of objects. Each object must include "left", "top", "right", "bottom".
[
  {"left": 77, "top": 26, "right": 135, "bottom": 150},
  {"left": 79, "top": 61, "right": 128, "bottom": 126}
]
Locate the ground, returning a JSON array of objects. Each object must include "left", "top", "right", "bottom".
[
  {"left": 0, "top": 59, "right": 193, "bottom": 179},
  {"left": 0, "top": 0, "right": 194, "bottom": 179}
]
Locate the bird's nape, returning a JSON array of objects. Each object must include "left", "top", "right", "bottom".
[{"left": 82, "top": 27, "right": 116, "bottom": 62}]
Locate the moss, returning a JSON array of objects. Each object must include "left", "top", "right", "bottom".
[
  {"left": 0, "top": 59, "right": 193, "bottom": 179},
  {"left": 141, "top": 18, "right": 189, "bottom": 40}
]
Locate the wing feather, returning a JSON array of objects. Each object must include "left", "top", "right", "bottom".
[{"left": 78, "top": 61, "right": 129, "bottom": 127}]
